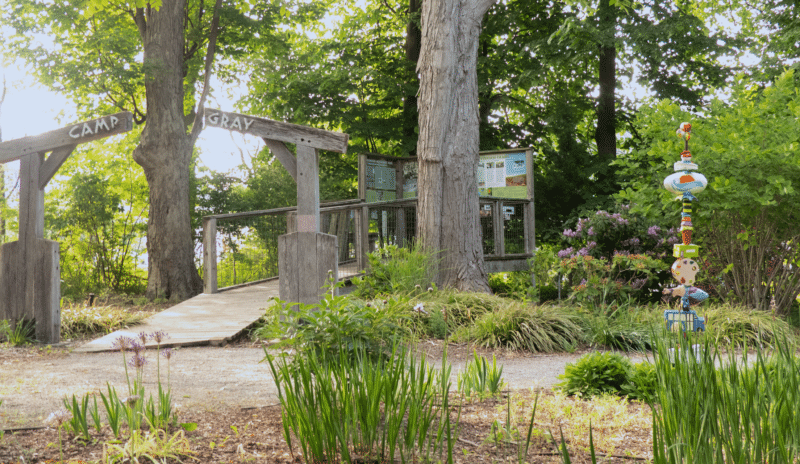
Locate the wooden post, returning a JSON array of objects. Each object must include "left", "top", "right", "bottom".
[
  {"left": 0, "top": 112, "right": 133, "bottom": 344},
  {"left": 202, "top": 217, "right": 218, "bottom": 294},
  {"left": 394, "top": 160, "right": 405, "bottom": 247},
  {"left": 296, "top": 145, "right": 320, "bottom": 233},
  {"left": 525, "top": 148, "right": 536, "bottom": 288},
  {"left": 493, "top": 199, "right": 505, "bottom": 257},
  {"left": 357, "top": 154, "right": 370, "bottom": 271},
  {"left": 203, "top": 109, "right": 349, "bottom": 306}
]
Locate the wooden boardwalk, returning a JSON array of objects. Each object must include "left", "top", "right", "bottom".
[
  {"left": 74, "top": 280, "right": 279, "bottom": 353},
  {"left": 74, "top": 262, "right": 361, "bottom": 353}
]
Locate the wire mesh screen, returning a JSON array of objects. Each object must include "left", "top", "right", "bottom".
[
  {"left": 479, "top": 202, "right": 496, "bottom": 255},
  {"left": 213, "top": 213, "right": 287, "bottom": 288},
  {"left": 503, "top": 201, "right": 528, "bottom": 254},
  {"left": 320, "top": 209, "right": 360, "bottom": 279},
  {"left": 365, "top": 158, "right": 398, "bottom": 202},
  {"left": 367, "top": 203, "right": 417, "bottom": 252}
]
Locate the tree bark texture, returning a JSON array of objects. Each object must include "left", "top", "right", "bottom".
[
  {"left": 132, "top": 1, "right": 203, "bottom": 301},
  {"left": 416, "top": 0, "right": 495, "bottom": 292},
  {"left": 595, "top": 0, "right": 617, "bottom": 164}
]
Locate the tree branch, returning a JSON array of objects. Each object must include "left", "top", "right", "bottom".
[
  {"left": 189, "top": 0, "right": 223, "bottom": 145},
  {"left": 132, "top": 7, "right": 146, "bottom": 39}
]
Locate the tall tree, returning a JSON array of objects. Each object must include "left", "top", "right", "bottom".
[
  {"left": 416, "top": 0, "right": 496, "bottom": 291},
  {"left": 1, "top": 0, "right": 281, "bottom": 300}
]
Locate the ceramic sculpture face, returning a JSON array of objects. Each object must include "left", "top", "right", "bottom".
[{"left": 671, "top": 258, "right": 699, "bottom": 285}]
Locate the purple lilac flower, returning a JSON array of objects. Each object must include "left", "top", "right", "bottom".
[
  {"left": 587, "top": 227, "right": 595, "bottom": 236},
  {"left": 563, "top": 229, "right": 578, "bottom": 238},
  {"left": 617, "top": 217, "right": 629, "bottom": 225},
  {"left": 557, "top": 247, "right": 574, "bottom": 258},
  {"left": 667, "top": 236, "right": 680, "bottom": 245},
  {"left": 576, "top": 247, "right": 589, "bottom": 256},
  {"left": 647, "top": 225, "right": 661, "bottom": 236},
  {"left": 579, "top": 279, "right": 588, "bottom": 286},
  {"left": 587, "top": 241, "right": 597, "bottom": 249},
  {"left": 620, "top": 204, "right": 631, "bottom": 210}
]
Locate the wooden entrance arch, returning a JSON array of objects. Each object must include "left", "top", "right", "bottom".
[
  {"left": 0, "top": 112, "right": 134, "bottom": 343},
  {"left": 203, "top": 109, "right": 349, "bottom": 305}
]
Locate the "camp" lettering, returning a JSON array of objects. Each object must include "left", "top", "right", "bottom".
[
  {"left": 206, "top": 111, "right": 255, "bottom": 132},
  {"left": 68, "top": 115, "right": 121, "bottom": 139}
]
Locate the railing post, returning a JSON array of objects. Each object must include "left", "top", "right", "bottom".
[
  {"left": 493, "top": 199, "right": 505, "bottom": 257},
  {"left": 203, "top": 217, "right": 218, "bottom": 294},
  {"left": 357, "top": 204, "right": 370, "bottom": 271}
]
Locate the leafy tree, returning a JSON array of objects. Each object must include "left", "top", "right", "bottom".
[
  {"left": 46, "top": 132, "right": 149, "bottom": 297},
  {"left": 0, "top": 0, "right": 285, "bottom": 300},
  {"left": 616, "top": 70, "right": 800, "bottom": 313}
]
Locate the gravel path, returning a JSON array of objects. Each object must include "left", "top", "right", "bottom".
[{"left": 0, "top": 342, "right": 649, "bottom": 429}]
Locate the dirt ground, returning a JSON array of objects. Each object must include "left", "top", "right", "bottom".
[{"left": 0, "top": 340, "right": 653, "bottom": 463}]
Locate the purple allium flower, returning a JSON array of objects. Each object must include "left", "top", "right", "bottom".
[
  {"left": 128, "top": 353, "right": 148, "bottom": 369},
  {"left": 587, "top": 241, "right": 597, "bottom": 249},
  {"left": 161, "top": 348, "right": 174, "bottom": 360},
  {"left": 130, "top": 340, "right": 145, "bottom": 354},
  {"left": 587, "top": 227, "right": 595, "bottom": 236},
  {"left": 137, "top": 332, "right": 148, "bottom": 345},
  {"left": 647, "top": 225, "right": 662, "bottom": 237},
  {"left": 150, "top": 330, "right": 169, "bottom": 344},
  {"left": 110, "top": 336, "right": 134, "bottom": 352},
  {"left": 557, "top": 247, "right": 574, "bottom": 258}
]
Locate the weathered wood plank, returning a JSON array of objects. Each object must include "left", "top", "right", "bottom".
[
  {"left": 39, "top": 144, "right": 77, "bottom": 189},
  {"left": 34, "top": 240, "right": 61, "bottom": 344},
  {"left": 0, "top": 242, "right": 23, "bottom": 322},
  {"left": 278, "top": 233, "right": 300, "bottom": 304},
  {"left": 263, "top": 138, "right": 297, "bottom": 181},
  {"left": 296, "top": 145, "right": 320, "bottom": 233},
  {"left": 203, "top": 217, "right": 218, "bottom": 294},
  {"left": 204, "top": 109, "right": 349, "bottom": 153},
  {"left": 0, "top": 112, "right": 134, "bottom": 164}
]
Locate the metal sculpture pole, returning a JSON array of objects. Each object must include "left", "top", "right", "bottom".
[{"left": 663, "top": 122, "right": 709, "bottom": 332}]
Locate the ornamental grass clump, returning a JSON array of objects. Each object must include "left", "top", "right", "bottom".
[
  {"left": 60, "top": 303, "right": 148, "bottom": 339},
  {"left": 458, "top": 301, "right": 584, "bottom": 352},
  {"left": 651, "top": 331, "right": 800, "bottom": 463},
  {"left": 265, "top": 343, "right": 456, "bottom": 464}
]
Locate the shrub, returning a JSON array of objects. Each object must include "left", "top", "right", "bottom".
[
  {"left": 61, "top": 304, "right": 148, "bottom": 339},
  {"left": 621, "top": 362, "right": 658, "bottom": 404},
  {"left": 253, "top": 284, "right": 411, "bottom": 361},
  {"left": 556, "top": 351, "right": 633, "bottom": 399},
  {"left": 459, "top": 303, "right": 584, "bottom": 352},
  {"left": 351, "top": 244, "right": 439, "bottom": 297},
  {"left": 457, "top": 351, "right": 506, "bottom": 399},
  {"left": 582, "top": 303, "right": 656, "bottom": 351}
]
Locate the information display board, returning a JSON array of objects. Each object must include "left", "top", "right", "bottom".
[{"left": 478, "top": 151, "right": 528, "bottom": 198}]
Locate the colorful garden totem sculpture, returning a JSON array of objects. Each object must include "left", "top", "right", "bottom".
[{"left": 663, "top": 122, "right": 709, "bottom": 329}]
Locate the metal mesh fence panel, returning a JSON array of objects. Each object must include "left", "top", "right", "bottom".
[
  {"left": 367, "top": 203, "right": 417, "bottom": 252},
  {"left": 503, "top": 201, "right": 528, "bottom": 254},
  {"left": 213, "top": 214, "right": 286, "bottom": 288},
  {"left": 480, "top": 202, "right": 496, "bottom": 255}
]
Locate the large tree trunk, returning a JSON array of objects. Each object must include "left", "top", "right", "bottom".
[
  {"left": 595, "top": 0, "right": 617, "bottom": 165},
  {"left": 401, "top": 0, "right": 422, "bottom": 156},
  {"left": 416, "top": 0, "right": 495, "bottom": 292},
  {"left": 133, "top": 1, "right": 203, "bottom": 301}
]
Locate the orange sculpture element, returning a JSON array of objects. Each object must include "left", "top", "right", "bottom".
[
  {"left": 682, "top": 230, "right": 692, "bottom": 245},
  {"left": 682, "top": 123, "right": 691, "bottom": 132},
  {"left": 680, "top": 174, "right": 695, "bottom": 183}
]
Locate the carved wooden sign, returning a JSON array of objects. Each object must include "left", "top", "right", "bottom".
[
  {"left": 203, "top": 109, "right": 348, "bottom": 154},
  {"left": 0, "top": 112, "right": 134, "bottom": 163}
]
